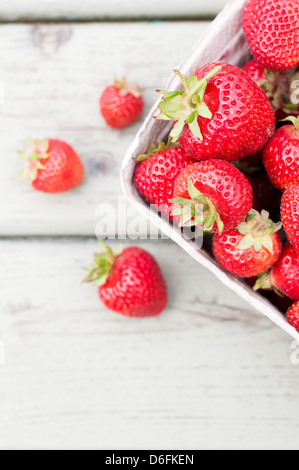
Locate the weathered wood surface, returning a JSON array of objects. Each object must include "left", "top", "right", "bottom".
[
  {"left": 1, "top": 10, "right": 299, "bottom": 451},
  {"left": 0, "top": 239, "right": 299, "bottom": 450},
  {"left": 0, "top": 0, "right": 228, "bottom": 20},
  {"left": 0, "top": 22, "right": 210, "bottom": 236}
]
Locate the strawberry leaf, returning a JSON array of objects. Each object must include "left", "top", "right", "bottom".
[
  {"left": 189, "top": 118, "right": 203, "bottom": 141},
  {"left": 164, "top": 91, "right": 184, "bottom": 102},
  {"left": 188, "top": 179, "right": 201, "bottom": 199},
  {"left": 156, "top": 66, "right": 221, "bottom": 141}
]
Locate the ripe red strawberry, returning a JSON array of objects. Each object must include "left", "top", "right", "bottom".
[
  {"left": 134, "top": 141, "right": 196, "bottom": 220},
  {"left": 243, "top": 0, "right": 299, "bottom": 72},
  {"left": 281, "top": 184, "right": 299, "bottom": 253},
  {"left": 287, "top": 302, "right": 299, "bottom": 332},
  {"left": 20, "top": 139, "right": 84, "bottom": 193},
  {"left": 171, "top": 160, "right": 253, "bottom": 233},
  {"left": 213, "top": 210, "right": 282, "bottom": 277},
  {"left": 156, "top": 62, "right": 275, "bottom": 162},
  {"left": 84, "top": 242, "right": 168, "bottom": 318},
  {"left": 243, "top": 60, "right": 299, "bottom": 119},
  {"left": 254, "top": 244, "right": 299, "bottom": 300},
  {"left": 100, "top": 78, "right": 144, "bottom": 129},
  {"left": 264, "top": 117, "right": 299, "bottom": 191}
]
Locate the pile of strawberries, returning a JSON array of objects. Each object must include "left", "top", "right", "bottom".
[
  {"left": 19, "top": 0, "right": 299, "bottom": 331},
  {"left": 134, "top": 0, "right": 299, "bottom": 331}
]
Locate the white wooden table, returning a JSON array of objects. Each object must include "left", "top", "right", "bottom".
[{"left": 1, "top": 0, "right": 299, "bottom": 450}]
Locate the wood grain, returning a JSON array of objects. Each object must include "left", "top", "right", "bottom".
[
  {"left": 0, "top": 0, "right": 228, "bottom": 20},
  {"left": 0, "top": 239, "right": 299, "bottom": 450},
  {"left": 0, "top": 22, "right": 210, "bottom": 236},
  {"left": 1, "top": 10, "right": 298, "bottom": 451}
]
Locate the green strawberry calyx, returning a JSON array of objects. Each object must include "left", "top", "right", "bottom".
[
  {"left": 171, "top": 179, "right": 224, "bottom": 233},
  {"left": 19, "top": 139, "right": 50, "bottom": 184},
  {"left": 135, "top": 138, "right": 178, "bottom": 162},
  {"left": 253, "top": 271, "right": 272, "bottom": 292},
  {"left": 253, "top": 271, "right": 284, "bottom": 296},
  {"left": 156, "top": 66, "right": 222, "bottom": 143},
  {"left": 83, "top": 240, "right": 123, "bottom": 287},
  {"left": 281, "top": 115, "right": 299, "bottom": 130},
  {"left": 237, "top": 209, "right": 282, "bottom": 254},
  {"left": 114, "top": 78, "right": 142, "bottom": 99}
]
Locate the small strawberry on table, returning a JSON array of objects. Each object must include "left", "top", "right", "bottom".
[
  {"left": 100, "top": 78, "right": 144, "bottom": 129},
  {"left": 83, "top": 242, "right": 168, "bottom": 318},
  {"left": 20, "top": 139, "right": 84, "bottom": 193}
]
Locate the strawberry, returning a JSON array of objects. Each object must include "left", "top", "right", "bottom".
[
  {"left": 20, "top": 139, "right": 84, "bottom": 193},
  {"left": 254, "top": 244, "right": 299, "bottom": 300},
  {"left": 243, "top": 60, "right": 299, "bottom": 119},
  {"left": 264, "top": 117, "right": 299, "bottom": 191},
  {"left": 83, "top": 242, "right": 168, "bottom": 318},
  {"left": 213, "top": 210, "right": 282, "bottom": 278},
  {"left": 287, "top": 302, "right": 299, "bottom": 332},
  {"left": 156, "top": 62, "right": 275, "bottom": 162},
  {"left": 281, "top": 184, "right": 299, "bottom": 253},
  {"left": 100, "top": 78, "right": 144, "bottom": 129},
  {"left": 243, "top": 0, "right": 299, "bottom": 72},
  {"left": 134, "top": 141, "right": 196, "bottom": 220},
  {"left": 171, "top": 160, "right": 253, "bottom": 233}
]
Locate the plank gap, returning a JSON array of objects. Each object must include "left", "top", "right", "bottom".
[
  {"left": 0, "top": 16, "right": 216, "bottom": 24},
  {"left": 0, "top": 236, "right": 173, "bottom": 244}
]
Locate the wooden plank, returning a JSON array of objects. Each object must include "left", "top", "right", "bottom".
[
  {"left": 0, "top": 239, "right": 299, "bottom": 450},
  {"left": 0, "top": 0, "right": 228, "bottom": 21},
  {"left": 0, "top": 22, "right": 210, "bottom": 236}
]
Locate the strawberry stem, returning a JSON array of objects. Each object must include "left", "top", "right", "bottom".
[
  {"left": 171, "top": 179, "right": 224, "bottom": 233},
  {"left": 114, "top": 77, "right": 142, "bottom": 99},
  {"left": 135, "top": 139, "right": 178, "bottom": 163},
  {"left": 253, "top": 271, "right": 272, "bottom": 291},
  {"left": 253, "top": 270, "right": 284, "bottom": 297},
  {"left": 19, "top": 139, "right": 50, "bottom": 184},
  {"left": 156, "top": 66, "right": 222, "bottom": 142},
  {"left": 237, "top": 210, "right": 282, "bottom": 254},
  {"left": 83, "top": 240, "right": 122, "bottom": 287},
  {"left": 281, "top": 115, "right": 299, "bottom": 129}
]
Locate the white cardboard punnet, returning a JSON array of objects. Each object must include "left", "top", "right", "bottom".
[{"left": 121, "top": 0, "right": 299, "bottom": 341}]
